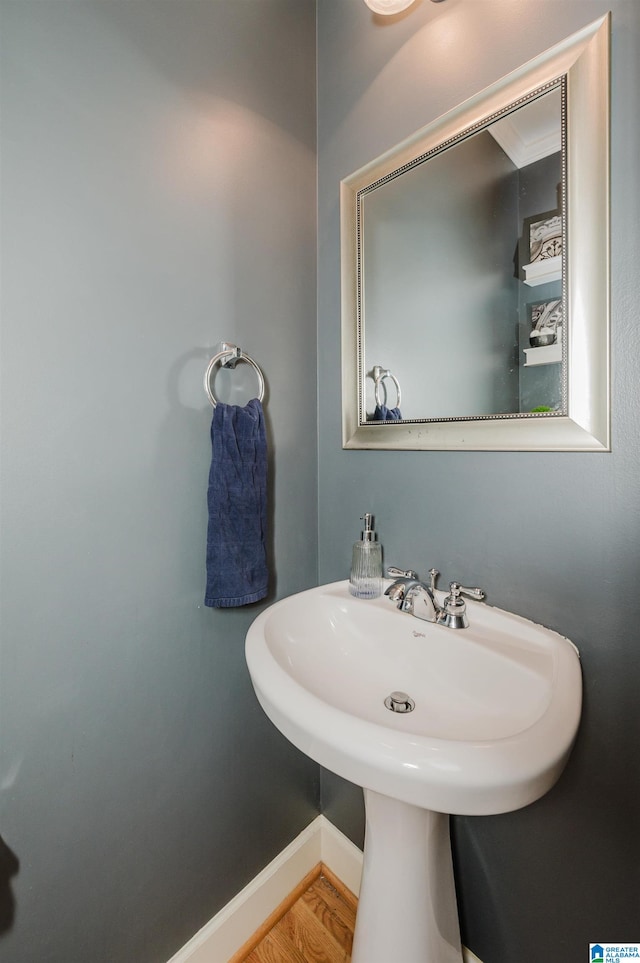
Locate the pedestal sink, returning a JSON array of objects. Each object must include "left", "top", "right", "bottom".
[{"left": 245, "top": 581, "right": 582, "bottom": 963}]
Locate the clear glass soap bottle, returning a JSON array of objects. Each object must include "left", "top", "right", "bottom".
[{"left": 349, "top": 513, "right": 383, "bottom": 599}]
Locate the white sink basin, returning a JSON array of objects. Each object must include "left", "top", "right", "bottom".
[
  {"left": 245, "top": 580, "right": 582, "bottom": 816},
  {"left": 245, "top": 580, "right": 582, "bottom": 963}
]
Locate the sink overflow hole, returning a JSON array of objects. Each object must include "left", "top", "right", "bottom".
[{"left": 384, "top": 691, "right": 415, "bottom": 713}]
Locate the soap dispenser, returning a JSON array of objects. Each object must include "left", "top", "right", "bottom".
[{"left": 349, "top": 513, "right": 383, "bottom": 599}]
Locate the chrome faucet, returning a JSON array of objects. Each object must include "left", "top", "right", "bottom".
[{"left": 385, "top": 567, "right": 485, "bottom": 629}]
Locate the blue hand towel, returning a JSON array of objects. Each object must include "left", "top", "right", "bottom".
[
  {"left": 373, "top": 404, "right": 402, "bottom": 421},
  {"left": 205, "top": 399, "right": 268, "bottom": 608}
]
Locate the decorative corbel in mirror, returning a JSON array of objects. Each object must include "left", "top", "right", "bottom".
[{"left": 341, "top": 15, "right": 610, "bottom": 451}]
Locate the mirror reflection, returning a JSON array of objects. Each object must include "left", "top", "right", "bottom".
[{"left": 361, "top": 85, "right": 564, "bottom": 423}]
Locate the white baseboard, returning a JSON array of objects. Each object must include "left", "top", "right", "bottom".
[
  {"left": 166, "top": 816, "right": 338, "bottom": 963},
  {"left": 167, "top": 814, "right": 482, "bottom": 963},
  {"left": 315, "top": 814, "right": 364, "bottom": 897}
]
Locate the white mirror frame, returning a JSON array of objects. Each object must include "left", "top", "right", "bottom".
[{"left": 341, "top": 14, "right": 610, "bottom": 451}]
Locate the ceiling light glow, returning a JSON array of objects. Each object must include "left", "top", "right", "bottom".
[{"left": 363, "top": 0, "right": 415, "bottom": 14}]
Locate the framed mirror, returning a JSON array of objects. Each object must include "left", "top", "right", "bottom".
[{"left": 341, "top": 15, "right": 610, "bottom": 451}]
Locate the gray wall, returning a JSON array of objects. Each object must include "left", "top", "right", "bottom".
[
  {"left": 0, "top": 2, "right": 317, "bottom": 961},
  {"left": 318, "top": 2, "right": 640, "bottom": 962}
]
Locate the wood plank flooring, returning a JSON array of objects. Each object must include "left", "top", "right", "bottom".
[{"left": 233, "top": 863, "right": 357, "bottom": 963}]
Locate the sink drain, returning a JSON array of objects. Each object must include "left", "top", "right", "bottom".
[{"left": 384, "top": 691, "right": 415, "bottom": 713}]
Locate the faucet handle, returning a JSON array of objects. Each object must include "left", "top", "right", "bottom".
[
  {"left": 450, "top": 581, "right": 485, "bottom": 601},
  {"left": 441, "top": 582, "right": 486, "bottom": 629},
  {"left": 386, "top": 566, "right": 419, "bottom": 579}
]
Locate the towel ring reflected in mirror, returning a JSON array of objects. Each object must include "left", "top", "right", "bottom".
[
  {"left": 373, "top": 365, "right": 402, "bottom": 409},
  {"left": 204, "top": 343, "right": 266, "bottom": 408}
]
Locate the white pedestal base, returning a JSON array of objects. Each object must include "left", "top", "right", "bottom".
[{"left": 351, "top": 790, "right": 463, "bottom": 963}]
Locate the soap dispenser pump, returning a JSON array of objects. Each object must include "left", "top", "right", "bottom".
[{"left": 349, "top": 513, "right": 383, "bottom": 599}]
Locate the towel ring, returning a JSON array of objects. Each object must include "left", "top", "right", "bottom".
[
  {"left": 204, "top": 343, "right": 265, "bottom": 408},
  {"left": 373, "top": 365, "right": 402, "bottom": 409}
]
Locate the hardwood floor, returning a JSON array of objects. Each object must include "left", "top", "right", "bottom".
[{"left": 232, "top": 863, "right": 357, "bottom": 963}]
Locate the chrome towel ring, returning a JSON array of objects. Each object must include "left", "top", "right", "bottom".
[
  {"left": 204, "top": 342, "right": 265, "bottom": 408},
  {"left": 373, "top": 365, "right": 402, "bottom": 409}
]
